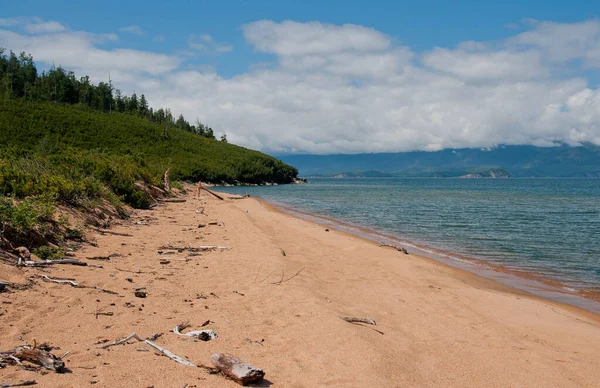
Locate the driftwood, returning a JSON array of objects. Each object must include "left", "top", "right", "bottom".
[
  {"left": 93, "top": 228, "right": 133, "bottom": 237},
  {"left": 37, "top": 275, "right": 118, "bottom": 295},
  {"left": 98, "top": 333, "right": 197, "bottom": 367},
  {"left": 161, "top": 199, "right": 186, "bottom": 203},
  {"left": 380, "top": 243, "right": 408, "bottom": 254},
  {"left": 0, "top": 250, "right": 19, "bottom": 264},
  {"left": 0, "top": 282, "right": 7, "bottom": 292},
  {"left": 164, "top": 169, "right": 171, "bottom": 192},
  {"left": 340, "top": 316, "right": 376, "bottom": 325},
  {"left": 173, "top": 323, "right": 217, "bottom": 341},
  {"left": 157, "top": 245, "right": 229, "bottom": 253},
  {"left": 1, "top": 344, "right": 66, "bottom": 373},
  {"left": 23, "top": 259, "right": 87, "bottom": 267},
  {"left": 340, "top": 316, "right": 384, "bottom": 335},
  {"left": 0, "top": 380, "right": 37, "bottom": 387},
  {"left": 202, "top": 188, "right": 224, "bottom": 201},
  {"left": 210, "top": 353, "right": 265, "bottom": 386}
]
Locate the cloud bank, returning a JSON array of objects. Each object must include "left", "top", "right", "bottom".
[{"left": 1, "top": 17, "right": 600, "bottom": 154}]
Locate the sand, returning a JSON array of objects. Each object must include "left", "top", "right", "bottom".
[{"left": 1, "top": 190, "right": 600, "bottom": 387}]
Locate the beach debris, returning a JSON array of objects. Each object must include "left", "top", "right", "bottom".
[
  {"left": 271, "top": 267, "right": 305, "bottom": 285},
  {"left": 202, "top": 188, "right": 224, "bottom": 201},
  {"left": 22, "top": 259, "right": 88, "bottom": 267},
  {"left": 340, "top": 316, "right": 376, "bottom": 325},
  {"left": 162, "top": 199, "right": 187, "bottom": 203},
  {"left": 340, "top": 316, "right": 384, "bottom": 335},
  {"left": 92, "top": 228, "right": 133, "bottom": 237},
  {"left": 195, "top": 208, "right": 205, "bottom": 214},
  {"left": 173, "top": 323, "right": 217, "bottom": 341},
  {"left": 1, "top": 342, "right": 66, "bottom": 373},
  {"left": 134, "top": 290, "right": 147, "bottom": 298},
  {"left": 244, "top": 338, "right": 264, "bottom": 346},
  {"left": 157, "top": 245, "right": 230, "bottom": 253},
  {"left": 36, "top": 275, "right": 119, "bottom": 295},
  {"left": 159, "top": 260, "right": 171, "bottom": 265},
  {"left": 98, "top": 333, "right": 197, "bottom": 367},
  {"left": 210, "top": 353, "right": 265, "bottom": 386},
  {"left": 281, "top": 250, "right": 286, "bottom": 256},
  {"left": 325, "top": 228, "right": 329, "bottom": 232},
  {"left": 198, "top": 223, "right": 206, "bottom": 228},
  {"left": 0, "top": 282, "right": 7, "bottom": 292},
  {"left": 232, "top": 290, "right": 245, "bottom": 296},
  {"left": 86, "top": 253, "right": 123, "bottom": 261},
  {"left": 0, "top": 380, "right": 37, "bottom": 387},
  {"left": 379, "top": 243, "right": 408, "bottom": 254}
]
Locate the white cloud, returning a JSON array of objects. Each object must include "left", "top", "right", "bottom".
[
  {"left": 2, "top": 18, "right": 600, "bottom": 154},
  {"left": 153, "top": 34, "right": 165, "bottom": 43},
  {"left": 188, "top": 34, "right": 232, "bottom": 54},
  {"left": 243, "top": 20, "right": 391, "bottom": 56},
  {"left": 119, "top": 25, "right": 144, "bottom": 36}
]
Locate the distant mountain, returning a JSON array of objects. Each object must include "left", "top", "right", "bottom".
[{"left": 278, "top": 144, "right": 600, "bottom": 178}]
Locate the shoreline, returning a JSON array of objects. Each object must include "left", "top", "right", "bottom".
[
  {"left": 241, "top": 195, "right": 600, "bottom": 315},
  {"left": 256, "top": 197, "right": 600, "bottom": 321}
]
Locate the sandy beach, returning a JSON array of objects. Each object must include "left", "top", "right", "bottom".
[{"left": 2, "top": 189, "right": 600, "bottom": 387}]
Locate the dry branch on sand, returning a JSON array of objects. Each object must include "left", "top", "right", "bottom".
[
  {"left": 98, "top": 333, "right": 196, "bottom": 367},
  {"left": 271, "top": 267, "right": 305, "bottom": 285},
  {"left": 164, "top": 168, "right": 171, "bottom": 192},
  {"left": 36, "top": 275, "right": 118, "bottom": 295},
  {"left": 340, "top": 316, "right": 376, "bottom": 325},
  {"left": 157, "top": 245, "right": 229, "bottom": 253},
  {"left": 201, "top": 187, "right": 224, "bottom": 201},
  {"left": 22, "top": 259, "right": 87, "bottom": 267},
  {"left": 161, "top": 199, "right": 187, "bottom": 203},
  {"left": 92, "top": 228, "right": 133, "bottom": 237}
]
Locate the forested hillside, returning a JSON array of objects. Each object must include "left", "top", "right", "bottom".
[{"left": 0, "top": 50, "right": 297, "bottom": 254}]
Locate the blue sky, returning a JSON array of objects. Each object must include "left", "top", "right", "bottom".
[
  {"left": 5, "top": 0, "right": 599, "bottom": 77},
  {"left": 2, "top": 1, "right": 600, "bottom": 154}
]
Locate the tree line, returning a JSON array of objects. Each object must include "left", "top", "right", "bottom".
[{"left": 0, "top": 49, "right": 224, "bottom": 141}]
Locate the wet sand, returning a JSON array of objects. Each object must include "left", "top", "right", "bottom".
[{"left": 1, "top": 190, "right": 600, "bottom": 387}]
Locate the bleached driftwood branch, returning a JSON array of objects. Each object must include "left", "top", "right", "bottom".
[
  {"left": 37, "top": 275, "right": 118, "bottom": 295},
  {"left": 98, "top": 333, "right": 196, "bottom": 367},
  {"left": 1, "top": 345, "right": 65, "bottom": 372},
  {"left": 23, "top": 259, "right": 87, "bottom": 267}
]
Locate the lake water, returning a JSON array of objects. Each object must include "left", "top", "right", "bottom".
[{"left": 215, "top": 178, "right": 600, "bottom": 311}]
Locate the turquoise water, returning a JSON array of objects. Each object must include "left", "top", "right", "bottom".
[{"left": 215, "top": 178, "right": 600, "bottom": 301}]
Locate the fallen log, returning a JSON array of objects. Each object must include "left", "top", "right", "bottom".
[
  {"left": 0, "top": 380, "right": 37, "bottom": 387},
  {"left": 23, "top": 259, "right": 87, "bottom": 267},
  {"left": 340, "top": 316, "right": 376, "bottom": 325},
  {"left": 173, "top": 323, "right": 217, "bottom": 341},
  {"left": 202, "top": 188, "right": 224, "bottom": 201},
  {"left": 210, "top": 353, "right": 265, "bottom": 386},
  {"left": 380, "top": 243, "right": 408, "bottom": 254},
  {"left": 161, "top": 199, "right": 187, "bottom": 203}
]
